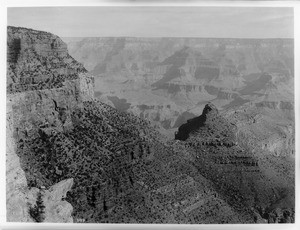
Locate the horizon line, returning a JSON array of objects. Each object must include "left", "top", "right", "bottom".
[
  {"left": 7, "top": 25, "right": 294, "bottom": 40},
  {"left": 61, "top": 36, "right": 294, "bottom": 40}
]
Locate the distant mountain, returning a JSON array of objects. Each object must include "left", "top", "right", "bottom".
[{"left": 63, "top": 37, "right": 294, "bottom": 137}]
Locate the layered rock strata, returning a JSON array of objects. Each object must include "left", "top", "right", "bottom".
[
  {"left": 6, "top": 26, "right": 93, "bottom": 222},
  {"left": 64, "top": 36, "right": 294, "bottom": 134},
  {"left": 7, "top": 26, "right": 294, "bottom": 224},
  {"left": 6, "top": 26, "right": 257, "bottom": 224}
]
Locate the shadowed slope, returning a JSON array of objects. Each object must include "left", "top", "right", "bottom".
[{"left": 175, "top": 103, "right": 295, "bottom": 223}]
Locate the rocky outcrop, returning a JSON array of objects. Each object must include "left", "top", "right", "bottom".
[
  {"left": 43, "top": 178, "right": 74, "bottom": 222},
  {"left": 7, "top": 26, "right": 94, "bottom": 141},
  {"left": 6, "top": 175, "right": 74, "bottom": 223},
  {"left": 6, "top": 26, "right": 94, "bottom": 222},
  {"left": 24, "top": 178, "right": 74, "bottom": 223},
  {"left": 175, "top": 103, "right": 294, "bottom": 222},
  {"left": 175, "top": 103, "right": 219, "bottom": 141},
  {"left": 7, "top": 26, "right": 93, "bottom": 94}
]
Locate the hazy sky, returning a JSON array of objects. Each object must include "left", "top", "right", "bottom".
[{"left": 7, "top": 7, "right": 294, "bottom": 38}]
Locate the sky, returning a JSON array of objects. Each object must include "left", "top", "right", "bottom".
[{"left": 7, "top": 6, "right": 294, "bottom": 38}]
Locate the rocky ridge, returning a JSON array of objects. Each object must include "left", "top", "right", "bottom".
[
  {"left": 224, "top": 103, "right": 294, "bottom": 158},
  {"left": 175, "top": 103, "right": 295, "bottom": 223}
]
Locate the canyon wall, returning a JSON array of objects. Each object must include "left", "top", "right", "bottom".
[
  {"left": 64, "top": 37, "right": 294, "bottom": 137},
  {"left": 7, "top": 27, "right": 258, "bottom": 224},
  {"left": 7, "top": 26, "right": 294, "bottom": 224},
  {"left": 6, "top": 26, "right": 94, "bottom": 222}
]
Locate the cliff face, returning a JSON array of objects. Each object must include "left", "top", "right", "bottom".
[
  {"left": 7, "top": 26, "right": 94, "bottom": 145},
  {"left": 6, "top": 101, "right": 31, "bottom": 222},
  {"left": 6, "top": 26, "right": 94, "bottom": 222}
]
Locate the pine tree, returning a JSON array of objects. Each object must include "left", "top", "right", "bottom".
[{"left": 29, "top": 190, "right": 46, "bottom": 222}]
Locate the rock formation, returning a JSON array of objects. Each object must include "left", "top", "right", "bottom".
[
  {"left": 63, "top": 37, "right": 294, "bottom": 135},
  {"left": 6, "top": 26, "right": 93, "bottom": 222},
  {"left": 7, "top": 26, "right": 294, "bottom": 224},
  {"left": 43, "top": 178, "right": 74, "bottom": 222},
  {"left": 175, "top": 103, "right": 295, "bottom": 223},
  {"left": 175, "top": 102, "right": 219, "bottom": 140}
]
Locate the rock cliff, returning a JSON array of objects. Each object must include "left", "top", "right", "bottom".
[{"left": 6, "top": 26, "right": 94, "bottom": 222}]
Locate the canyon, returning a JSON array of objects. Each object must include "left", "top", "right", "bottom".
[
  {"left": 64, "top": 37, "right": 294, "bottom": 157},
  {"left": 6, "top": 27, "right": 295, "bottom": 224}
]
